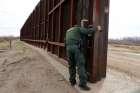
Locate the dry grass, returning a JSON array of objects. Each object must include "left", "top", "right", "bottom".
[
  {"left": 108, "top": 43, "right": 140, "bottom": 53},
  {"left": 0, "top": 41, "right": 10, "bottom": 49},
  {"left": 15, "top": 40, "right": 25, "bottom": 50}
]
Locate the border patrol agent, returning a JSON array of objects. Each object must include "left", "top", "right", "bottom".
[{"left": 65, "top": 19, "right": 101, "bottom": 90}]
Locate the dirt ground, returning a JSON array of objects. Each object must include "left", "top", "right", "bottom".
[
  {"left": 0, "top": 41, "right": 78, "bottom": 93},
  {"left": 108, "top": 44, "right": 140, "bottom": 78},
  {"left": 0, "top": 40, "right": 140, "bottom": 93},
  {"left": 25, "top": 42, "right": 140, "bottom": 93}
]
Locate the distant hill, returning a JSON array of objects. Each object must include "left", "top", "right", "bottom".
[{"left": 109, "top": 37, "right": 140, "bottom": 46}]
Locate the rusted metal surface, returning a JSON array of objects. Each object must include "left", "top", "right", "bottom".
[{"left": 20, "top": 0, "right": 110, "bottom": 83}]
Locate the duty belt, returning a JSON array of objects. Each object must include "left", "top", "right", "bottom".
[{"left": 66, "top": 39, "right": 79, "bottom": 46}]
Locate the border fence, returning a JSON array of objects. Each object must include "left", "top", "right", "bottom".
[{"left": 20, "top": 0, "right": 110, "bottom": 83}]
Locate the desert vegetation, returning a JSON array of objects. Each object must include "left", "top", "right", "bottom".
[
  {"left": 109, "top": 37, "right": 140, "bottom": 46},
  {"left": 0, "top": 36, "right": 19, "bottom": 49}
]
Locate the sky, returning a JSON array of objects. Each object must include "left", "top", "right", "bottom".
[
  {"left": 109, "top": 0, "right": 140, "bottom": 39},
  {"left": 0, "top": 0, "right": 40, "bottom": 37},
  {"left": 0, "top": 0, "right": 140, "bottom": 39}
]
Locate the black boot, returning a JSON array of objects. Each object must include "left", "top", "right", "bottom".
[
  {"left": 79, "top": 85, "right": 90, "bottom": 91},
  {"left": 70, "top": 80, "right": 77, "bottom": 86}
]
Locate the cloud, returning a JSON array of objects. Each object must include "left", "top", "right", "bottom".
[
  {"left": 0, "top": 0, "right": 139, "bottom": 38},
  {"left": 0, "top": 0, "right": 40, "bottom": 36},
  {"left": 109, "top": 0, "right": 140, "bottom": 39}
]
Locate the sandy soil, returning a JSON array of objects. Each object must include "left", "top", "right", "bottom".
[
  {"left": 108, "top": 44, "right": 140, "bottom": 78},
  {"left": 25, "top": 42, "right": 140, "bottom": 93},
  {"left": 0, "top": 40, "right": 139, "bottom": 93},
  {"left": 0, "top": 41, "right": 78, "bottom": 93}
]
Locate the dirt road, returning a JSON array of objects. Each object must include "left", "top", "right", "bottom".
[
  {"left": 108, "top": 44, "right": 140, "bottom": 78},
  {"left": 0, "top": 41, "right": 78, "bottom": 93}
]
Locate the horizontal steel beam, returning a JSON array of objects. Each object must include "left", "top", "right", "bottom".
[
  {"left": 48, "top": 41, "right": 64, "bottom": 47},
  {"left": 48, "top": 0, "right": 65, "bottom": 15},
  {"left": 22, "top": 39, "right": 47, "bottom": 43}
]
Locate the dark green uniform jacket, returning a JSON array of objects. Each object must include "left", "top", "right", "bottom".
[{"left": 65, "top": 26, "right": 96, "bottom": 46}]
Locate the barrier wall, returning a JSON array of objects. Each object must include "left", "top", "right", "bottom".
[{"left": 20, "top": 0, "right": 110, "bottom": 83}]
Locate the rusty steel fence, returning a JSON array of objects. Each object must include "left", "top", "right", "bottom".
[{"left": 20, "top": 0, "right": 110, "bottom": 83}]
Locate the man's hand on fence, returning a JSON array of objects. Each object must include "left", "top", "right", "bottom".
[{"left": 97, "top": 25, "right": 102, "bottom": 31}]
